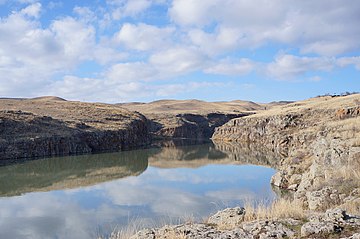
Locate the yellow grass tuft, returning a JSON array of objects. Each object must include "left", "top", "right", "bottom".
[
  {"left": 339, "top": 199, "right": 360, "bottom": 215},
  {"left": 243, "top": 198, "right": 306, "bottom": 222}
]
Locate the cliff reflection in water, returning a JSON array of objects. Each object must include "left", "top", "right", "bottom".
[
  {"left": 149, "top": 139, "right": 280, "bottom": 169},
  {"left": 0, "top": 141, "right": 278, "bottom": 239},
  {"left": 0, "top": 140, "right": 281, "bottom": 197},
  {"left": 0, "top": 149, "right": 152, "bottom": 196}
]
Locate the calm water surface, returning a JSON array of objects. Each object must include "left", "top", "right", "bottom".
[{"left": 0, "top": 142, "right": 277, "bottom": 239}]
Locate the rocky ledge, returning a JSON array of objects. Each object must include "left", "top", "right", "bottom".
[
  {"left": 213, "top": 94, "right": 360, "bottom": 214},
  {"left": 0, "top": 98, "right": 150, "bottom": 160}
]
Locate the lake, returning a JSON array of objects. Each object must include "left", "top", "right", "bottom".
[{"left": 0, "top": 141, "right": 277, "bottom": 239}]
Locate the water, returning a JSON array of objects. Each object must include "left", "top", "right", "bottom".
[{"left": 0, "top": 142, "right": 277, "bottom": 239}]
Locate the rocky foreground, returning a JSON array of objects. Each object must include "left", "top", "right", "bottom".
[
  {"left": 128, "top": 94, "right": 360, "bottom": 239},
  {"left": 130, "top": 208, "right": 360, "bottom": 238}
]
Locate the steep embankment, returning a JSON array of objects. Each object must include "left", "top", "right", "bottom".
[
  {"left": 0, "top": 97, "right": 150, "bottom": 160},
  {"left": 120, "top": 99, "right": 263, "bottom": 139},
  {"left": 213, "top": 94, "right": 360, "bottom": 212}
]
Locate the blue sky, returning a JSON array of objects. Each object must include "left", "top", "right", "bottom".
[{"left": 0, "top": 0, "right": 359, "bottom": 103}]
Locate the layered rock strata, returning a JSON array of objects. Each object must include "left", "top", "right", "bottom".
[
  {"left": 213, "top": 94, "right": 360, "bottom": 213},
  {"left": 0, "top": 98, "right": 150, "bottom": 160}
]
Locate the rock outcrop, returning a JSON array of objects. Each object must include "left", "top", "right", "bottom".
[
  {"left": 213, "top": 94, "right": 360, "bottom": 213},
  {"left": 147, "top": 112, "right": 249, "bottom": 139},
  {"left": 120, "top": 99, "right": 262, "bottom": 139},
  {"left": 0, "top": 98, "right": 150, "bottom": 160}
]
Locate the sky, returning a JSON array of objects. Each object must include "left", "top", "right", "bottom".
[{"left": 0, "top": 0, "right": 359, "bottom": 103}]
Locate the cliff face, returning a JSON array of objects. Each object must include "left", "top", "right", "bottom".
[
  {"left": 148, "top": 112, "right": 249, "bottom": 139},
  {"left": 0, "top": 97, "right": 260, "bottom": 160},
  {"left": 0, "top": 98, "right": 150, "bottom": 160},
  {"left": 213, "top": 94, "right": 360, "bottom": 211},
  {"left": 120, "top": 99, "right": 262, "bottom": 139}
]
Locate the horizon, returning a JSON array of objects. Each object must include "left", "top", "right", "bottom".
[
  {"left": 0, "top": 1, "right": 359, "bottom": 103},
  {"left": 2, "top": 92, "right": 359, "bottom": 105}
]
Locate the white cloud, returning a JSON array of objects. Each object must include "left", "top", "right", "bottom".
[
  {"left": 169, "top": 0, "right": 219, "bottom": 27},
  {"left": 20, "top": 2, "right": 42, "bottom": 18},
  {"left": 115, "top": 23, "right": 175, "bottom": 51},
  {"left": 106, "top": 62, "right": 156, "bottom": 83},
  {"left": 154, "top": 81, "right": 224, "bottom": 97},
  {"left": 47, "top": 1, "right": 63, "bottom": 9},
  {"left": 171, "top": 0, "right": 360, "bottom": 56},
  {"left": 337, "top": 56, "right": 360, "bottom": 70},
  {"left": 107, "top": 0, "right": 152, "bottom": 20},
  {"left": 266, "top": 54, "right": 335, "bottom": 79},
  {"left": 188, "top": 26, "right": 246, "bottom": 56},
  {"left": 50, "top": 17, "right": 95, "bottom": 61},
  {"left": 0, "top": 0, "right": 359, "bottom": 102},
  {"left": 0, "top": 6, "right": 100, "bottom": 98},
  {"left": 122, "top": 0, "right": 151, "bottom": 16},
  {"left": 205, "top": 58, "right": 255, "bottom": 76},
  {"left": 73, "top": 6, "right": 97, "bottom": 23},
  {"left": 150, "top": 47, "right": 207, "bottom": 75}
]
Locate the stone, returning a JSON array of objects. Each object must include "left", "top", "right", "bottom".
[
  {"left": 288, "top": 173, "right": 302, "bottom": 185},
  {"left": 324, "top": 208, "right": 347, "bottom": 222},
  {"left": 300, "top": 221, "right": 340, "bottom": 237},
  {"left": 341, "top": 233, "right": 360, "bottom": 239},
  {"left": 207, "top": 207, "right": 245, "bottom": 227},
  {"left": 288, "top": 184, "right": 298, "bottom": 190},
  {"left": 271, "top": 172, "right": 288, "bottom": 188},
  {"left": 307, "top": 186, "right": 341, "bottom": 211},
  {"left": 242, "top": 220, "right": 295, "bottom": 239}
]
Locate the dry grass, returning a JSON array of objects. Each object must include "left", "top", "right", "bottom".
[
  {"left": 243, "top": 198, "right": 306, "bottom": 221},
  {"left": 338, "top": 162, "right": 360, "bottom": 182},
  {"left": 101, "top": 215, "right": 191, "bottom": 239},
  {"left": 120, "top": 99, "right": 263, "bottom": 115},
  {"left": 339, "top": 198, "right": 360, "bottom": 215},
  {"left": 248, "top": 93, "right": 360, "bottom": 118}
]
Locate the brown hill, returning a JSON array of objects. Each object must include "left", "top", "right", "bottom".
[
  {"left": 120, "top": 99, "right": 264, "bottom": 114},
  {"left": 0, "top": 97, "right": 150, "bottom": 160}
]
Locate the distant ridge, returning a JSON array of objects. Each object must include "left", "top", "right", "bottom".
[
  {"left": 30, "top": 96, "right": 67, "bottom": 101},
  {"left": 120, "top": 99, "right": 264, "bottom": 114}
]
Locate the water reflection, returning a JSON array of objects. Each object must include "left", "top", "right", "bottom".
[
  {"left": 0, "top": 150, "right": 152, "bottom": 196},
  {"left": 0, "top": 141, "right": 278, "bottom": 239}
]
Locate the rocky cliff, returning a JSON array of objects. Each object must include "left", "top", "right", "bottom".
[
  {"left": 213, "top": 94, "right": 360, "bottom": 213},
  {"left": 126, "top": 94, "right": 360, "bottom": 239},
  {"left": 146, "top": 112, "right": 249, "bottom": 139},
  {"left": 0, "top": 98, "right": 150, "bottom": 160},
  {"left": 120, "top": 99, "right": 261, "bottom": 139}
]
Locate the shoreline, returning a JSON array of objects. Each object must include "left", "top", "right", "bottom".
[
  {"left": 1, "top": 94, "right": 359, "bottom": 238},
  {"left": 126, "top": 94, "right": 360, "bottom": 238}
]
